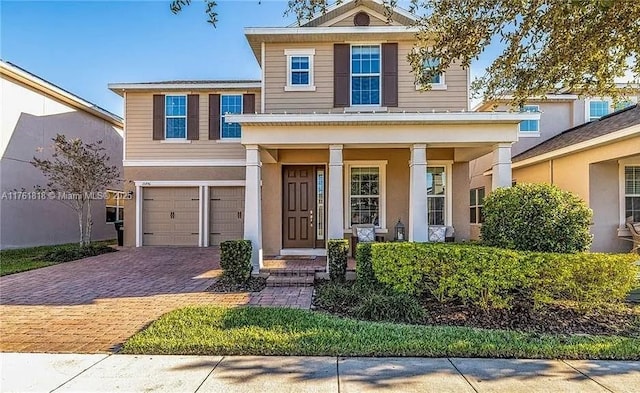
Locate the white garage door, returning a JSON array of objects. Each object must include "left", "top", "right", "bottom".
[
  {"left": 142, "top": 187, "right": 199, "bottom": 246},
  {"left": 209, "top": 187, "right": 244, "bottom": 246}
]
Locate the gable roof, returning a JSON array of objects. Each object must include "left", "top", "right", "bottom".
[
  {"left": 108, "top": 80, "right": 261, "bottom": 95},
  {"left": 513, "top": 104, "right": 640, "bottom": 163},
  {"left": 298, "top": 0, "right": 416, "bottom": 27},
  {"left": 0, "top": 60, "right": 123, "bottom": 128}
]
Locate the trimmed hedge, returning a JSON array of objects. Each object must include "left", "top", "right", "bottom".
[
  {"left": 480, "top": 183, "right": 593, "bottom": 253},
  {"left": 328, "top": 239, "right": 349, "bottom": 282},
  {"left": 220, "top": 240, "right": 252, "bottom": 283},
  {"left": 366, "top": 242, "right": 638, "bottom": 309},
  {"left": 355, "top": 243, "right": 378, "bottom": 287}
]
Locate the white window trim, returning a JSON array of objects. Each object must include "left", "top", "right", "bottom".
[
  {"left": 106, "top": 190, "right": 125, "bottom": 223},
  {"left": 165, "top": 95, "right": 187, "bottom": 140},
  {"left": 427, "top": 161, "right": 453, "bottom": 227},
  {"left": 519, "top": 105, "right": 540, "bottom": 136},
  {"left": 350, "top": 44, "right": 382, "bottom": 107},
  {"left": 220, "top": 94, "right": 243, "bottom": 139},
  {"left": 585, "top": 97, "right": 638, "bottom": 123},
  {"left": 344, "top": 160, "right": 387, "bottom": 232},
  {"left": 619, "top": 159, "right": 640, "bottom": 236},
  {"left": 415, "top": 57, "right": 447, "bottom": 91},
  {"left": 284, "top": 49, "right": 316, "bottom": 91}
]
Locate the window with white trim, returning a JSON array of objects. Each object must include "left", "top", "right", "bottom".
[
  {"left": 427, "top": 166, "right": 446, "bottom": 226},
  {"left": 615, "top": 100, "right": 634, "bottom": 111},
  {"left": 422, "top": 58, "right": 444, "bottom": 86},
  {"left": 625, "top": 166, "right": 640, "bottom": 222},
  {"left": 221, "top": 95, "right": 242, "bottom": 139},
  {"left": 470, "top": 187, "right": 485, "bottom": 224},
  {"left": 165, "top": 95, "right": 186, "bottom": 139},
  {"left": 106, "top": 190, "right": 125, "bottom": 223},
  {"left": 285, "top": 49, "right": 316, "bottom": 91},
  {"left": 519, "top": 105, "right": 539, "bottom": 133},
  {"left": 589, "top": 100, "right": 609, "bottom": 121},
  {"left": 351, "top": 45, "right": 381, "bottom": 106},
  {"left": 350, "top": 167, "right": 380, "bottom": 226}
]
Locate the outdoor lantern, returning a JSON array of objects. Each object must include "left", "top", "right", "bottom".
[{"left": 394, "top": 219, "right": 405, "bottom": 241}]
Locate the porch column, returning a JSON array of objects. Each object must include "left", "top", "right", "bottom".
[
  {"left": 244, "top": 145, "right": 263, "bottom": 272},
  {"left": 328, "top": 144, "right": 344, "bottom": 240},
  {"left": 492, "top": 143, "right": 513, "bottom": 190},
  {"left": 409, "top": 144, "right": 428, "bottom": 242}
]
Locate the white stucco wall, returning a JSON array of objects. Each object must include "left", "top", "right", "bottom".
[{"left": 0, "top": 75, "right": 123, "bottom": 249}]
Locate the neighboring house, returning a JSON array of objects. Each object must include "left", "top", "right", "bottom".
[
  {"left": 510, "top": 104, "right": 640, "bottom": 253},
  {"left": 470, "top": 93, "right": 638, "bottom": 240},
  {"left": 0, "top": 61, "right": 123, "bottom": 249},
  {"left": 109, "top": 0, "right": 538, "bottom": 271}
]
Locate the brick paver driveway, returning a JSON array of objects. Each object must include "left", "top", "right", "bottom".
[{"left": 0, "top": 247, "right": 252, "bottom": 353}]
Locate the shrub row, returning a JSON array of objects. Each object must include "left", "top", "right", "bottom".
[
  {"left": 360, "top": 242, "right": 638, "bottom": 310},
  {"left": 43, "top": 244, "right": 116, "bottom": 263},
  {"left": 328, "top": 239, "right": 349, "bottom": 282},
  {"left": 220, "top": 240, "right": 252, "bottom": 283}
]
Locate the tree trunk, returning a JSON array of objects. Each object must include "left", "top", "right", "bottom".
[
  {"left": 77, "top": 206, "right": 85, "bottom": 248},
  {"left": 84, "top": 200, "right": 93, "bottom": 247}
]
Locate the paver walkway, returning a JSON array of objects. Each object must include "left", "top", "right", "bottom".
[
  {"left": 0, "top": 248, "right": 314, "bottom": 353},
  {"left": 2, "top": 353, "right": 639, "bottom": 393}
]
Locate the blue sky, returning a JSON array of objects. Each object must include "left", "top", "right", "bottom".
[{"left": 1, "top": 0, "right": 494, "bottom": 117}]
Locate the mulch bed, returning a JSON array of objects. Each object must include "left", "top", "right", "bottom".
[
  {"left": 422, "top": 298, "right": 640, "bottom": 337},
  {"left": 206, "top": 276, "right": 266, "bottom": 293}
]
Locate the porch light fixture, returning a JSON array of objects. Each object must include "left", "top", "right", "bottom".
[{"left": 394, "top": 219, "right": 405, "bottom": 242}]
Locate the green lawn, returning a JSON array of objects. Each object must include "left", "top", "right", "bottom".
[
  {"left": 122, "top": 306, "right": 640, "bottom": 359},
  {"left": 0, "top": 240, "right": 116, "bottom": 276}
]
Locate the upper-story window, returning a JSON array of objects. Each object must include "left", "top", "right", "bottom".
[
  {"left": 519, "top": 105, "right": 540, "bottom": 133},
  {"left": 221, "top": 95, "right": 242, "bottom": 139},
  {"left": 285, "top": 49, "right": 316, "bottom": 91},
  {"left": 351, "top": 45, "right": 381, "bottom": 106},
  {"left": 423, "top": 58, "right": 445, "bottom": 86},
  {"left": 615, "top": 100, "right": 634, "bottom": 111},
  {"left": 589, "top": 100, "right": 609, "bottom": 121},
  {"left": 165, "top": 95, "right": 187, "bottom": 139}
]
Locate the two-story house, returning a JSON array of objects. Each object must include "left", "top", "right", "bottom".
[{"left": 109, "top": 0, "right": 537, "bottom": 270}]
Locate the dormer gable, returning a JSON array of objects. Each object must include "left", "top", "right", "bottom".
[{"left": 297, "top": 0, "right": 416, "bottom": 28}]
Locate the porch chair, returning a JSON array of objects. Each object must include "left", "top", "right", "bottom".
[
  {"left": 350, "top": 224, "right": 384, "bottom": 257},
  {"left": 428, "top": 225, "right": 455, "bottom": 242},
  {"left": 626, "top": 222, "right": 640, "bottom": 254}
]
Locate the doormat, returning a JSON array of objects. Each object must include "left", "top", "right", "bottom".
[{"left": 275, "top": 255, "right": 317, "bottom": 260}]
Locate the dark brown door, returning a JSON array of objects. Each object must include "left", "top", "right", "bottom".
[{"left": 283, "top": 166, "right": 315, "bottom": 248}]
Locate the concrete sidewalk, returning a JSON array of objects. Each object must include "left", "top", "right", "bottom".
[{"left": 1, "top": 353, "right": 638, "bottom": 393}]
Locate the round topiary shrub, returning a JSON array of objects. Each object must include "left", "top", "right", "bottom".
[{"left": 480, "top": 183, "right": 592, "bottom": 253}]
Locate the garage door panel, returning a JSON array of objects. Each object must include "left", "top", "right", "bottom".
[
  {"left": 142, "top": 187, "right": 199, "bottom": 246},
  {"left": 209, "top": 186, "right": 245, "bottom": 246}
]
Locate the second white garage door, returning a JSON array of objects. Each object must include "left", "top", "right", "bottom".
[
  {"left": 209, "top": 187, "right": 245, "bottom": 246},
  {"left": 142, "top": 187, "right": 199, "bottom": 246}
]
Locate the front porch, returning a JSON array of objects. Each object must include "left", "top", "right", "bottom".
[{"left": 227, "top": 111, "right": 539, "bottom": 271}]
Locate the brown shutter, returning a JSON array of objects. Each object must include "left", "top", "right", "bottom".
[
  {"left": 187, "top": 94, "right": 199, "bottom": 140},
  {"left": 209, "top": 94, "right": 221, "bottom": 140},
  {"left": 382, "top": 43, "right": 398, "bottom": 107},
  {"left": 243, "top": 93, "right": 255, "bottom": 114},
  {"left": 152, "top": 94, "right": 165, "bottom": 140},
  {"left": 334, "top": 43, "right": 350, "bottom": 107}
]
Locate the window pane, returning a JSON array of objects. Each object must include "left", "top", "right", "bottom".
[
  {"left": 351, "top": 46, "right": 380, "bottom": 105},
  {"left": 615, "top": 101, "right": 633, "bottom": 111},
  {"left": 478, "top": 187, "right": 485, "bottom": 204},
  {"left": 469, "top": 189, "right": 476, "bottom": 205},
  {"left": 428, "top": 197, "right": 445, "bottom": 225},
  {"left": 221, "top": 95, "right": 242, "bottom": 138},
  {"left": 351, "top": 197, "right": 379, "bottom": 226},
  {"left": 478, "top": 206, "right": 484, "bottom": 223},
  {"left": 625, "top": 166, "right": 640, "bottom": 195},
  {"left": 106, "top": 207, "right": 117, "bottom": 223},
  {"left": 166, "top": 118, "right": 186, "bottom": 138},
  {"left": 118, "top": 207, "right": 124, "bottom": 222},
  {"left": 626, "top": 196, "right": 640, "bottom": 222},
  {"left": 165, "top": 96, "right": 186, "bottom": 116},
  {"left": 292, "top": 71, "right": 309, "bottom": 85},
  {"left": 422, "top": 58, "right": 442, "bottom": 84},
  {"left": 427, "top": 167, "right": 445, "bottom": 196},
  {"left": 589, "top": 100, "right": 609, "bottom": 119},
  {"left": 351, "top": 167, "right": 379, "bottom": 196},
  {"left": 470, "top": 207, "right": 476, "bottom": 224},
  {"left": 291, "top": 56, "right": 309, "bottom": 70}
]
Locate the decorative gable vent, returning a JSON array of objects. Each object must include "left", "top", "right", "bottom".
[{"left": 353, "top": 11, "right": 370, "bottom": 26}]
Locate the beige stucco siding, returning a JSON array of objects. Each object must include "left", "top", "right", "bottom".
[
  {"left": 122, "top": 166, "right": 245, "bottom": 247},
  {"left": 512, "top": 135, "right": 640, "bottom": 252},
  {"left": 125, "top": 91, "right": 259, "bottom": 160},
  {"left": 263, "top": 41, "right": 468, "bottom": 113}
]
